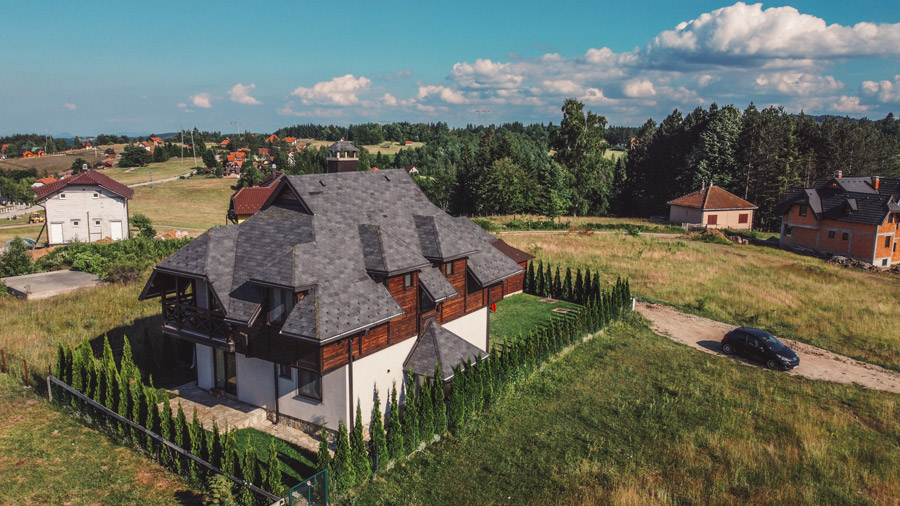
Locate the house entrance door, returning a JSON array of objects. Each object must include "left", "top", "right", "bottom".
[
  {"left": 214, "top": 349, "right": 237, "bottom": 395},
  {"left": 110, "top": 220, "right": 123, "bottom": 240},
  {"left": 49, "top": 222, "right": 63, "bottom": 244}
]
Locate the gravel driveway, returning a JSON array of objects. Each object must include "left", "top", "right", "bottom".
[{"left": 636, "top": 302, "right": 900, "bottom": 395}]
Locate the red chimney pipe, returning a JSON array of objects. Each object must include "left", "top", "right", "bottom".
[{"left": 874, "top": 175, "right": 880, "bottom": 190}]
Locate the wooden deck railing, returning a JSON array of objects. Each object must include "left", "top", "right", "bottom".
[{"left": 162, "top": 300, "right": 231, "bottom": 342}]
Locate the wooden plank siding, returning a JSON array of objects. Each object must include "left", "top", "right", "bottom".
[
  {"left": 464, "top": 272, "right": 485, "bottom": 314},
  {"left": 439, "top": 259, "right": 466, "bottom": 323},
  {"left": 503, "top": 262, "right": 527, "bottom": 295},
  {"left": 386, "top": 272, "right": 418, "bottom": 342}
]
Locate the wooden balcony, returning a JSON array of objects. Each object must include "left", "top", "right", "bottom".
[{"left": 162, "top": 300, "right": 234, "bottom": 352}]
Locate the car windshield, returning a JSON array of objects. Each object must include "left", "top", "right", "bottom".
[{"left": 757, "top": 333, "right": 785, "bottom": 351}]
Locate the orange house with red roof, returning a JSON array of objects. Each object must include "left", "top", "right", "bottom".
[{"left": 667, "top": 185, "right": 758, "bottom": 230}]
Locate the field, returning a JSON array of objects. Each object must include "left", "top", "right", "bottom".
[
  {"left": 0, "top": 151, "right": 105, "bottom": 176},
  {"left": 0, "top": 375, "right": 201, "bottom": 505},
  {"left": 100, "top": 157, "right": 197, "bottom": 186},
  {"left": 502, "top": 231, "right": 900, "bottom": 371},
  {"left": 0, "top": 223, "right": 46, "bottom": 245},
  {"left": 362, "top": 141, "right": 425, "bottom": 156},
  {"left": 130, "top": 177, "right": 235, "bottom": 230},
  {"left": 353, "top": 315, "right": 900, "bottom": 504},
  {"left": 490, "top": 293, "right": 579, "bottom": 340}
]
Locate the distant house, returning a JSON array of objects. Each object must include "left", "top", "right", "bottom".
[
  {"left": 667, "top": 185, "right": 757, "bottom": 230},
  {"left": 140, "top": 168, "right": 524, "bottom": 433},
  {"left": 33, "top": 170, "right": 134, "bottom": 245},
  {"left": 257, "top": 148, "right": 271, "bottom": 158},
  {"left": 82, "top": 141, "right": 93, "bottom": 149},
  {"left": 776, "top": 173, "right": 900, "bottom": 268},
  {"left": 284, "top": 137, "right": 297, "bottom": 145},
  {"left": 403, "top": 165, "right": 420, "bottom": 175},
  {"left": 22, "top": 149, "right": 45, "bottom": 158},
  {"left": 31, "top": 177, "right": 58, "bottom": 188},
  {"left": 226, "top": 173, "right": 283, "bottom": 223},
  {"left": 265, "top": 134, "right": 279, "bottom": 144},
  {"left": 405, "top": 140, "right": 413, "bottom": 145},
  {"left": 149, "top": 137, "right": 164, "bottom": 146}
]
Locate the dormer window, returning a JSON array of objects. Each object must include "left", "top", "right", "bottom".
[
  {"left": 798, "top": 205, "right": 807, "bottom": 217},
  {"left": 403, "top": 273, "right": 413, "bottom": 288},
  {"left": 267, "top": 287, "right": 293, "bottom": 325},
  {"left": 445, "top": 262, "right": 454, "bottom": 276}
]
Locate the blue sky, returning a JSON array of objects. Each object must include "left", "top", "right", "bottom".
[{"left": 2, "top": 1, "right": 899, "bottom": 135}]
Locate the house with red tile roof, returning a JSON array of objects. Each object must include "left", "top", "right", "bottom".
[
  {"left": 149, "top": 137, "right": 164, "bottom": 146},
  {"left": 220, "top": 138, "right": 231, "bottom": 147},
  {"left": 31, "top": 177, "right": 58, "bottom": 188},
  {"left": 226, "top": 173, "right": 284, "bottom": 223},
  {"left": 284, "top": 136, "right": 297, "bottom": 145},
  {"left": 33, "top": 170, "right": 134, "bottom": 245},
  {"left": 667, "top": 185, "right": 757, "bottom": 230},
  {"left": 265, "top": 134, "right": 279, "bottom": 144}
]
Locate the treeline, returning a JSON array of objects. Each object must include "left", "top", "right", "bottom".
[
  {"left": 620, "top": 105, "right": 900, "bottom": 229},
  {"left": 319, "top": 268, "right": 633, "bottom": 496},
  {"left": 53, "top": 337, "right": 282, "bottom": 505},
  {"left": 0, "top": 167, "right": 40, "bottom": 203},
  {"left": 1, "top": 134, "right": 71, "bottom": 157}
]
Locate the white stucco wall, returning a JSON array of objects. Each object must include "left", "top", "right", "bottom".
[
  {"left": 196, "top": 343, "right": 215, "bottom": 390},
  {"left": 43, "top": 186, "right": 129, "bottom": 245},
  {"left": 669, "top": 205, "right": 704, "bottom": 225},
  {"left": 278, "top": 365, "right": 350, "bottom": 431},
  {"left": 702, "top": 209, "right": 754, "bottom": 230},
  {"left": 352, "top": 336, "right": 417, "bottom": 428},
  {"left": 236, "top": 353, "right": 275, "bottom": 409},
  {"left": 443, "top": 307, "right": 488, "bottom": 352}
]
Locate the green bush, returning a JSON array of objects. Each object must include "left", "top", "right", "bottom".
[
  {"left": 34, "top": 236, "right": 191, "bottom": 279},
  {"left": 471, "top": 218, "right": 499, "bottom": 231}
]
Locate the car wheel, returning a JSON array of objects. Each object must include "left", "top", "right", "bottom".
[
  {"left": 721, "top": 343, "right": 733, "bottom": 355},
  {"left": 766, "top": 359, "right": 779, "bottom": 370}
]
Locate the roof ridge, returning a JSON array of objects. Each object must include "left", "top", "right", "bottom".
[
  {"left": 701, "top": 185, "right": 712, "bottom": 209},
  {"left": 431, "top": 321, "right": 444, "bottom": 376}
]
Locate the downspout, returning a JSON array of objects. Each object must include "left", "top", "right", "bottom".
[
  {"left": 272, "top": 363, "right": 280, "bottom": 424},
  {"left": 347, "top": 335, "right": 354, "bottom": 428}
]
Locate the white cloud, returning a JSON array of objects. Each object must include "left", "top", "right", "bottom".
[
  {"left": 291, "top": 75, "right": 371, "bottom": 106},
  {"left": 64, "top": 103, "right": 76, "bottom": 110},
  {"left": 418, "top": 85, "right": 469, "bottom": 105},
  {"left": 581, "top": 88, "right": 616, "bottom": 106},
  {"left": 449, "top": 59, "right": 523, "bottom": 90},
  {"left": 191, "top": 93, "right": 212, "bottom": 109},
  {"left": 542, "top": 80, "right": 583, "bottom": 95},
  {"left": 177, "top": 102, "right": 187, "bottom": 108},
  {"left": 830, "top": 95, "right": 868, "bottom": 113},
  {"left": 228, "top": 83, "right": 262, "bottom": 105},
  {"left": 861, "top": 75, "right": 900, "bottom": 103},
  {"left": 623, "top": 79, "right": 656, "bottom": 98},
  {"left": 754, "top": 72, "right": 843, "bottom": 96}
]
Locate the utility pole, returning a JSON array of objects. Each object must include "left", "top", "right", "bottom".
[{"left": 190, "top": 129, "right": 197, "bottom": 167}]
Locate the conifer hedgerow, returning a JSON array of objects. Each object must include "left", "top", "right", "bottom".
[
  {"left": 535, "top": 260, "right": 545, "bottom": 296},
  {"left": 387, "top": 383, "right": 404, "bottom": 460},
  {"left": 524, "top": 261, "right": 535, "bottom": 293},
  {"left": 553, "top": 266, "right": 562, "bottom": 299},
  {"left": 332, "top": 421, "right": 355, "bottom": 493},
  {"left": 544, "top": 263, "right": 553, "bottom": 297},
  {"left": 264, "top": 437, "right": 283, "bottom": 496},
  {"left": 574, "top": 269, "right": 584, "bottom": 304},
  {"left": 418, "top": 379, "right": 434, "bottom": 442},
  {"left": 222, "top": 430, "right": 237, "bottom": 478},
  {"left": 432, "top": 364, "right": 447, "bottom": 434},
  {"left": 174, "top": 402, "right": 187, "bottom": 474},
  {"left": 562, "top": 267, "right": 573, "bottom": 301},
  {"left": 316, "top": 426, "right": 332, "bottom": 476},
  {"left": 369, "top": 389, "right": 388, "bottom": 472},
  {"left": 350, "top": 402, "right": 371, "bottom": 481},
  {"left": 189, "top": 408, "right": 203, "bottom": 480},
  {"left": 402, "top": 372, "right": 419, "bottom": 453}
]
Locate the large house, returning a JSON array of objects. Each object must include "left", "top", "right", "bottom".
[
  {"left": 226, "top": 173, "right": 283, "bottom": 224},
  {"left": 33, "top": 170, "right": 134, "bottom": 245},
  {"left": 667, "top": 185, "right": 757, "bottom": 230},
  {"left": 140, "top": 168, "right": 527, "bottom": 432},
  {"left": 776, "top": 173, "right": 900, "bottom": 267}
]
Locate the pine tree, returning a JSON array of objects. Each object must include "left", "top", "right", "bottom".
[
  {"left": 432, "top": 365, "right": 447, "bottom": 435},
  {"left": 350, "top": 402, "right": 371, "bottom": 481},
  {"left": 562, "top": 267, "right": 573, "bottom": 301},
  {"left": 386, "top": 383, "right": 404, "bottom": 460},
  {"left": 574, "top": 269, "right": 584, "bottom": 304},
  {"left": 210, "top": 420, "right": 224, "bottom": 470},
  {"left": 583, "top": 268, "right": 593, "bottom": 303},
  {"left": 264, "top": 437, "right": 283, "bottom": 496},
  {"left": 402, "top": 373, "right": 419, "bottom": 453},
  {"left": 535, "top": 260, "right": 545, "bottom": 296},
  {"left": 524, "top": 261, "right": 535, "bottom": 294},
  {"left": 120, "top": 336, "right": 138, "bottom": 382},
  {"left": 160, "top": 399, "right": 173, "bottom": 467},
  {"left": 222, "top": 430, "right": 237, "bottom": 478},
  {"left": 316, "top": 426, "right": 332, "bottom": 475},
  {"left": 418, "top": 379, "right": 434, "bottom": 442},
  {"left": 332, "top": 421, "right": 355, "bottom": 493},
  {"left": 553, "top": 266, "right": 562, "bottom": 298},
  {"left": 174, "top": 402, "right": 187, "bottom": 474},
  {"left": 369, "top": 390, "right": 388, "bottom": 472},
  {"left": 189, "top": 408, "right": 203, "bottom": 480},
  {"left": 544, "top": 262, "right": 553, "bottom": 297}
]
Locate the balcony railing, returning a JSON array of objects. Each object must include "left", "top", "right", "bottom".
[{"left": 162, "top": 300, "right": 231, "bottom": 346}]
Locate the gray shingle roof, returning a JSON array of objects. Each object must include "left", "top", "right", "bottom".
[
  {"left": 777, "top": 177, "right": 900, "bottom": 225},
  {"left": 404, "top": 320, "right": 488, "bottom": 380},
  {"left": 328, "top": 140, "right": 360, "bottom": 154},
  {"left": 145, "top": 169, "right": 523, "bottom": 343}
]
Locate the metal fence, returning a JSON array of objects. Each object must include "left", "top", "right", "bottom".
[
  {"left": 0, "top": 348, "right": 32, "bottom": 387},
  {"left": 289, "top": 469, "right": 329, "bottom": 506}
]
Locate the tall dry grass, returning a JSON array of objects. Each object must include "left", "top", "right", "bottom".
[{"left": 504, "top": 231, "right": 900, "bottom": 370}]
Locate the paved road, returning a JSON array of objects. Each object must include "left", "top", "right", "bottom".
[{"left": 0, "top": 204, "right": 43, "bottom": 220}]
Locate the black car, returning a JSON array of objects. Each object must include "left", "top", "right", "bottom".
[{"left": 721, "top": 327, "right": 799, "bottom": 370}]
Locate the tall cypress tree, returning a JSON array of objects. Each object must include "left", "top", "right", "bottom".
[
  {"left": 144, "top": 379, "right": 159, "bottom": 452},
  {"left": 418, "top": 379, "right": 434, "bottom": 442},
  {"left": 332, "top": 421, "right": 355, "bottom": 493},
  {"left": 562, "top": 267, "right": 573, "bottom": 301},
  {"left": 350, "top": 402, "right": 371, "bottom": 481},
  {"left": 592, "top": 272, "right": 601, "bottom": 301},
  {"left": 243, "top": 438, "right": 259, "bottom": 487},
  {"left": 369, "top": 390, "right": 388, "bottom": 472},
  {"left": 402, "top": 372, "right": 419, "bottom": 453},
  {"left": 264, "top": 437, "right": 283, "bottom": 496},
  {"left": 524, "top": 261, "right": 535, "bottom": 294},
  {"left": 535, "top": 260, "right": 545, "bottom": 296},
  {"left": 574, "top": 269, "right": 584, "bottom": 304},
  {"left": 173, "top": 402, "right": 187, "bottom": 474},
  {"left": 471, "top": 359, "right": 484, "bottom": 413},
  {"left": 160, "top": 398, "right": 173, "bottom": 467},
  {"left": 448, "top": 366, "right": 464, "bottom": 433},
  {"left": 387, "top": 383, "right": 404, "bottom": 460},
  {"left": 120, "top": 336, "right": 138, "bottom": 383},
  {"left": 98, "top": 336, "right": 113, "bottom": 407},
  {"left": 316, "top": 426, "right": 332, "bottom": 476},
  {"left": 117, "top": 363, "right": 130, "bottom": 437},
  {"left": 432, "top": 365, "right": 447, "bottom": 435},
  {"left": 583, "top": 268, "right": 593, "bottom": 303},
  {"left": 210, "top": 419, "right": 223, "bottom": 470},
  {"left": 189, "top": 408, "right": 203, "bottom": 480},
  {"left": 222, "top": 430, "right": 237, "bottom": 478},
  {"left": 544, "top": 263, "right": 554, "bottom": 297},
  {"left": 553, "top": 266, "right": 563, "bottom": 299}
]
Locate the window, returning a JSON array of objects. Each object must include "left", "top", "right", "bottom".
[
  {"left": 828, "top": 231, "right": 835, "bottom": 239},
  {"left": 883, "top": 259, "right": 888, "bottom": 267},
  {"left": 267, "top": 287, "right": 293, "bottom": 325},
  {"left": 784, "top": 225, "right": 792, "bottom": 236},
  {"left": 71, "top": 220, "right": 79, "bottom": 227},
  {"left": 842, "top": 232, "right": 849, "bottom": 241},
  {"left": 59, "top": 193, "right": 66, "bottom": 199},
  {"left": 297, "top": 369, "right": 322, "bottom": 400},
  {"left": 738, "top": 214, "right": 749, "bottom": 224},
  {"left": 94, "top": 220, "right": 101, "bottom": 226},
  {"left": 445, "top": 261, "right": 454, "bottom": 275},
  {"left": 707, "top": 214, "right": 718, "bottom": 225},
  {"left": 92, "top": 193, "right": 99, "bottom": 199},
  {"left": 894, "top": 242, "right": 897, "bottom": 252},
  {"left": 798, "top": 205, "right": 807, "bottom": 217},
  {"left": 403, "top": 273, "right": 413, "bottom": 288},
  {"left": 279, "top": 364, "right": 292, "bottom": 379},
  {"left": 886, "top": 236, "right": 891, "bottom": 248}
]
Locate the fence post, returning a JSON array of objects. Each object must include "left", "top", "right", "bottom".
[
  {"left": 24, "top": 359, "right": 29, "bottom": 388},
  {"left": 1, "top": 349, "right": 5, "bottom": 374},
  {"left": 47, "top": 367, "right": 53, "bottom": 402}
]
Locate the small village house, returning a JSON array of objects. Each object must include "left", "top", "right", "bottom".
[
  {"left": 776, "top": 172, "right": 900, "bottom": 268},
  {"left": 140, "top": 160, "right": 528, "bottom": 432},
  {"left": 33, "top": 170, "right": 134, "bottom": 245},
  {"left": 667, "top": 184, "right": 757, "bottom": 230}
]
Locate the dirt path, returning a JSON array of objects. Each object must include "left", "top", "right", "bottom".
[{"left": 636, "top": 302, "right": 900, "bottom": 395}]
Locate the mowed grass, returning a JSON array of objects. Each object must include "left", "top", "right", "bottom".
[
  {"left": 490, "top": 293, "right": 579, "bottom": 341},
  {"left": 101, "top": 157, "right": 196, "bottom": 186},
  {"left": 130, "top": 177, "right": 235, "bottom": 230},
  {"left": 502, "top": 232, "right": 900, "bottom": 371},
  {"left": 233, "top": 428, "right": 316, "bottom": 490},
  {"left": 0, "top": 376, "right": 201, "bottom": 505},
  {"left": 352, "top": 316, "right": 900, "bottom": 504},
  {"left": 362, "top": 141, "right": 425, "bottom": 156},
  {"left": 0, "top": 223, "right": 46, "bottom": 245},
  {"left": 0, "top": 152, "right": 105, "bottom": 175}
]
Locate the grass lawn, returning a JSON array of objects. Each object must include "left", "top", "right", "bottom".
[
  {"left": 362, "top": 141, "right": 425, "bottom": 156},
  {"left": 233, "top": 428, "right": 317, "bottom": 490},
  {"left": 101, "top": 157, "right": 197, "bottom": 186},
  {"left": 130, "top": 177, "right": 235, "bottom": 230},
  {"left": 0, "top": 376, "right": 202, "bottom": 505},
  {"left": 352, "top": 315, "right": 900, "bottom": 504},
  {"left": 0, "top": 223, "right": 46, "bottom": 245},
  {"left": 503, "top": 231, "right": 900, "bottom": 372},
  {"left": 490, "top": 293, "right": 579, "bottom": 341},
  {"left": 0, "top": 152, "right": 105, "bottom": 175}
]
